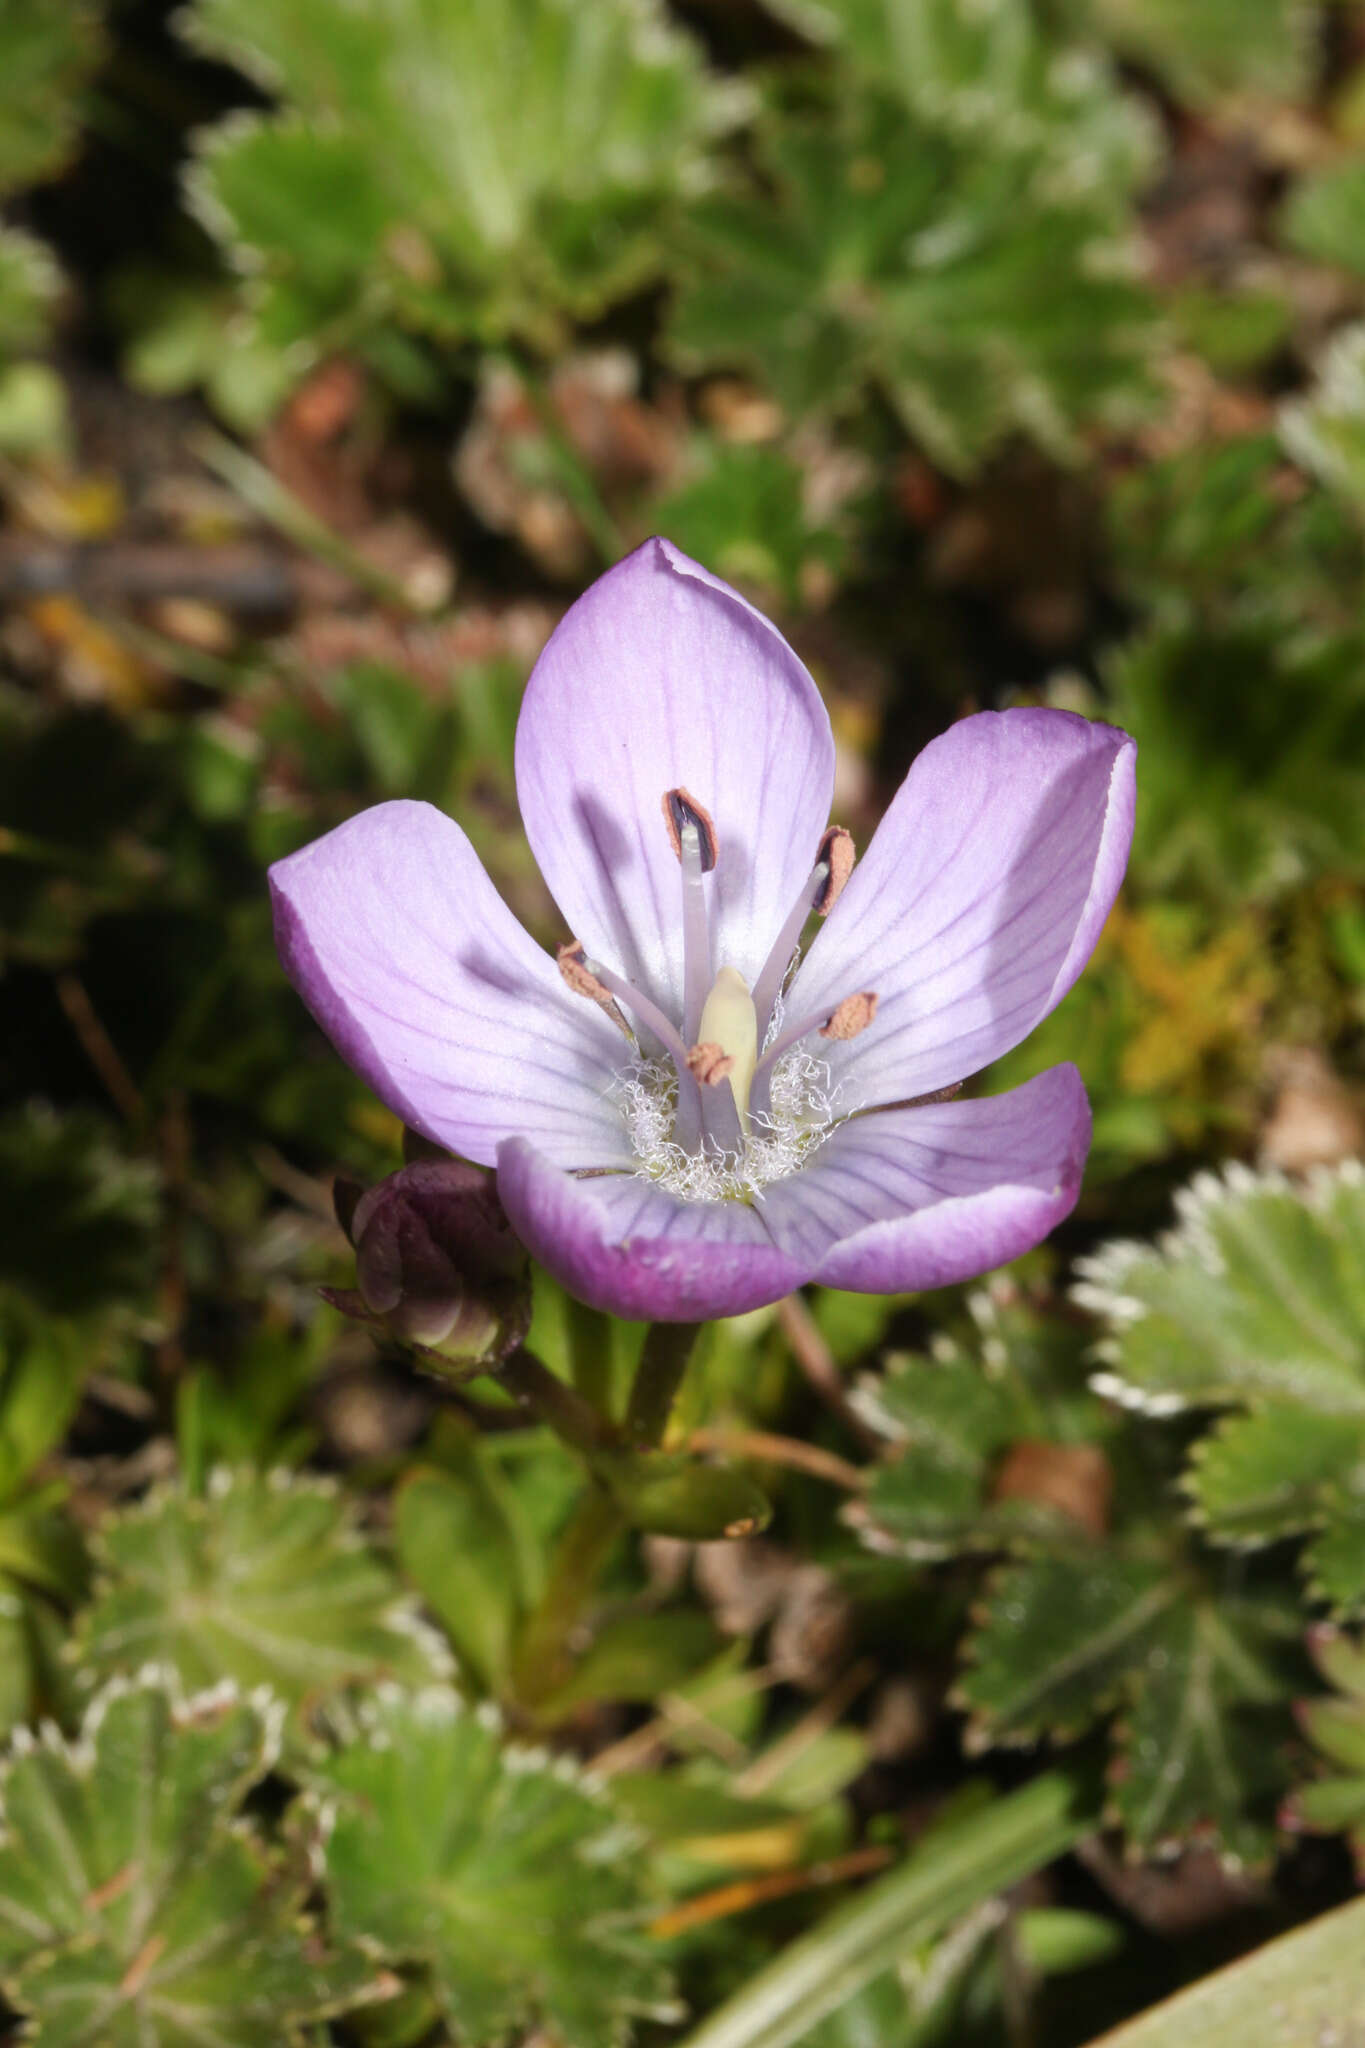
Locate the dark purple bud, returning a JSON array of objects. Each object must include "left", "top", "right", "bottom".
[{"left": 325, "top": 1159, "right": 530, "bottom": 1370}]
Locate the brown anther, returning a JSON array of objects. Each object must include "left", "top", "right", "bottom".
[
  {"left": 686, "top": 1040, "right": 736, "bottom": 1087},
  {"left": 813, "top": 827, "right": 855, "bottom": 915},
  {"left": 557, "top": 941, "right": 630, "bottom": 1035},
  {"left": 820, "top": 991, "right": 878, "bottom": 1041},
  {"left": 663, "top": 787, "right": 718, "bottom": 872}
]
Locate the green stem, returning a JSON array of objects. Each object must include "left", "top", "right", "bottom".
[
  {"left": 625, "top": 1320, "right": 701, "bottom": 1450},
  {"left": 510, "top": 1481, "right": 623, "bottom": 1709},
  {"left": 192, "top": 428, "right": 442, "bottom": 617},
  {"left": 566, "top": 1297, "right": 614, "bottom": 1419},
  {"left": 496, "top": 1348, "right": 613, "bottom": 1462},
  {"left": 509, "top": 1320, "right": 702, "bottom": 1712}
]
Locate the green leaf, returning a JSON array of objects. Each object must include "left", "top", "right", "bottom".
[
  {"left": 671, "top": 1771, "right": 1087, "bottom": 2048},
  {"left": 1299, "top": 1692, "right": 1365, "bottom": 1776},
  {"left": 0, "top": 0, "right": 104, "bottom": 195},
  {"left": 0, "top": 229, "right": 60, "bottom": 357},
  {"left": 395, "top": 1452, "right": 538, "bottom": 1695},
  {"left": 1081, "top": 0, "right": 1319, "bottom": 107},
  {"left": 602, "top": 1447, "right": 773, "bottom": 1540},
  {"left": 669, "top": 78, "right": 1154, "bottom": 476},
  {"left": 0, "top": 1103, "right": 160, "bottom": 1324},
  {"left": 958, "top": 1551, "right": 1300, "bottom": 1857},
  {"left": 0, "top": 1303, "right": 87, "bottom": 1505},
  {"left": 313, "top": 1686, "right": 676, "bottom": 2047},
  {"left": 74, "top": 1470, "right": 449, "bottom": 1711},
  {"left": 763, "top": 0, "right": 1155, "bottom": 197},
  {"left": 1186, "top": 1406, "right": 1363, "bottom": 1547},
  {"left": 1077, "top": 1165, "right": 1365, "bottom": 1619},
  {"left": 1281, "top": 160, "right": 1365, "bottom": 276},
  {"left": 1075, "top": 1164, "right": 1365, "bottom": 1418},
  {"left": 1076, "top": 1895, "right": 1365, "bottom": 2048},
  {"left": 652, "top": 441, "right": 851, "bottom": 609},
  {"left": 957, "top": 1554, "right": 1177, "bottom": 1748},
  {"left": 853, "top": 1296, "right": 1112, "bottom": 1560},
  {"left": 1295, "top": 1629, "right": 1365, "bottom": 1866},
  {"left": 537, "top": 1609, "right": 721, "bottom": 1716},
  {"left": 1305, "top": 1486, "right": 1365, "bottom": 1612},
  {"left": 1103, "top": 621, "right": 1365, "bottom": 901},
  {"left": 0, "top": 1676, "right": 368, "bottom": 2045},
  {"left": 180, "top": 0, "right": 734, "bottom": 394},
  {"left": 1106, "top": 1599, "right": 1293, "bottom": 1862}
]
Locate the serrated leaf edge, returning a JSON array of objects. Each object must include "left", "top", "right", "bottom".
[{"left": 1075, "top": 1159, "right": 1365, "bottom": 1416}]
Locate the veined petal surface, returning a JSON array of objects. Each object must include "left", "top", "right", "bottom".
[
  {"left": 497, "top": 1137, "right": 814, "bottom": 1322},
  {"left": 786, "top": 709, "right": 1135, "bottom": 1107},
  {"left": 269, "top": 801, "right": 630, "bottom": 1170},
  {"left": 779, "top": 1064, "right": 1092, "bottom": 1292},
  {"left": 515, "top": 537, "right": 835, "bottom": 1020}
]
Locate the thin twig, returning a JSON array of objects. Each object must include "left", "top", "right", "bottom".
[
  {"left": 733, "top": 1657, "right": 879, "bottom": 1798},
  {"left": 776, "top": 1293, "right": 881, "bottom": 1451},
  {"left": 648, "top": 1845, "right": 894, "bottom": 1940},
  {"left": 688, "top": 1426, "right": 864, "bottom": 1493},
  {"left": 55, "top": 972, "right": 143, "bottom": 1124},
  {"left": 591, "top": 1664, "right": 782, "bottom": 1779}
]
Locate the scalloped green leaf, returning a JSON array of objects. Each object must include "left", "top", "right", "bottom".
[
  {"left": 1078, "top": 1165, "right": 1365, "bottom": 1617},
  {"left": 314, "top": 1686, "right": 676, "bottom": 2047},
  {"left": 1186, "top": 1406, "right": 1362, "bottom": 1547},
  {"left": 180, "top": 0, "right": 733, "bottom": 385},
  {"left": 957, "top": 1554, "right": 1176, "bottom": 1747},
  {"left": 1305, "top": 1487, "right": 1365, "bottom": 1613},
  {"left": 1107, "top": 1599, "right": 1293, "bottom": 1862},
  {"left": 669, "top": 77, "right": 1154, "bottom": 476},
  {"left": 1076, "top": 1164, "right": 1365, "bottom": 1418},
  {"left": 0, "top": 0, "right": 104, "bottom": 196},
  {"left": 0, "top": 1677, "right": 367, "bottom": 2045},
  {"left": 73, "top": 1470, "right": 449, "bottom": 1711},
  {"left": 1294, "top": 1631, "right": 1365, "bottom": 1868},
  {"left": 762, "top": 0, "right": 1155, "bottom": 197},
  {"left": 853, "top": 1297, "right": 1113, "bottom": 1559},
  {"left": 959, "top": 1555, "right": 1296, "bottom": 1858}
]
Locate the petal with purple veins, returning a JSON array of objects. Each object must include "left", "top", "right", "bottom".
[
  {"left": 785, "top": 709, "right": 1135, "bottom": 1107},
  {"left": 269, "top": 800, "right": 630, "bottom": 1170},
  {"left": 515, "top": 537, "right": 835, "bottom": 1022},
  {"left": 496, "top": 1137, "right": 815, "bottom": 1322},
  {"left": 757, "top": 1064, "right": 1091, "bottom": 1292}
]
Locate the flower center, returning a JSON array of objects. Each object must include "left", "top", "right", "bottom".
[{"left": 558, "top": 790, "right": 875, "bottom": 1201}]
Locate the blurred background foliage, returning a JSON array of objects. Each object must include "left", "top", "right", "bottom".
[{"left": 4, "top": 0, "right": 1365, "bottom": 2042}]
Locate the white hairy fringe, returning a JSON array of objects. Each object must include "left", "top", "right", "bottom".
[{"left": 617, "top": 1046, "right": 840, "bottom": 1203}]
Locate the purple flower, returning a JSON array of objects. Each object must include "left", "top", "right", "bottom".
[{"left": 270, "top": 539, "right": 1135, "bottom": 1324}]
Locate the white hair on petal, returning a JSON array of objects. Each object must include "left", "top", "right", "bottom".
[{"left": 617, "top": 1047, "right": 840, "bottom": 1204}]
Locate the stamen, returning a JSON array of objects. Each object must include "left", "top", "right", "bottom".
[
  {"left": 556, "top": 941, "right": 631, "bottom": 1036},
  {"left": 662, "top": 787, "right": 718, "bottom": 871},
  {"left": 755, "top": 988, "right": 880, "bottom": 1079},
  {"left": 678, "top": 822, "right": 714, "bottom": 1044},
  {"left": 581, "top": 956, "right": 689, "bottom": 1068},
  {"left": 583, "top": 954, "right": 701, "bottom": 1150},
  {"left": 750, "top": 856, "right": 831, "bottom": 1039},
  {"left": 820, "top": 991, "right": 878, "bottom": 1040},
  {"left": 813, "top": 827, "right": 855, "bottom": 915}
]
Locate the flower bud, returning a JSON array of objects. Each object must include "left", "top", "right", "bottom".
[{"left": 322, "top": 1160, "right": 530, "bottom": 1372}]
